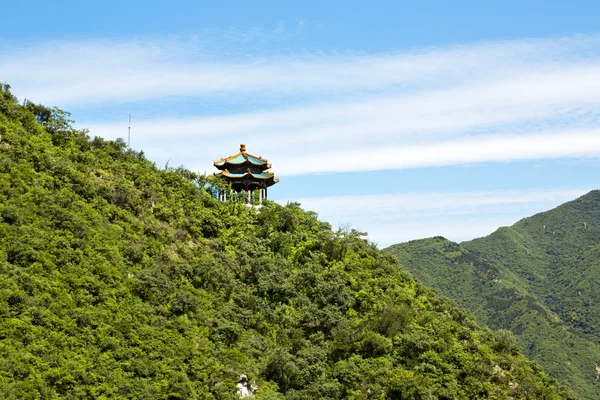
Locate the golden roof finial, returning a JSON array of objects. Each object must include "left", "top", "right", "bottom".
[{"left": 240, "top": 143, "right": 246, "bottom": 152}]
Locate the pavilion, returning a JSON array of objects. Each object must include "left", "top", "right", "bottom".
[{"left": 213, "top": 144, "right": 279, "bottom": 203}]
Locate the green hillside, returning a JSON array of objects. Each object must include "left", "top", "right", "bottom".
[
  {"left": 465, "top": 192, "right": 600, "bottom": 341},
  {"left": 0, "top": 83, "right": 572, "bottom": 399},
  {"left": 385, "top": 192, "right": 600, "bottom": 399}
]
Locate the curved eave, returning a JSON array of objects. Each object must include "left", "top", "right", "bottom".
[
  {"left": 215, "top": 162, "right": 270, "bottom": 171},
  {"left": 220, "top": 171, "right": 279, "bottom": 187},
  {"left": 221, "top": 171, "right": 275, "bottom": 180}
]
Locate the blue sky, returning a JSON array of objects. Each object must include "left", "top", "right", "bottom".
[{"left": 2, "top": 1, "right": 600, "bottom": 246}]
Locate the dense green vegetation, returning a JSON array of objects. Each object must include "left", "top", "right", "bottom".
[
  {"left": 0, "top": 83, "right": 571, "bottom": 399},
  {"left": 385, "top": 192, "right": 600, "bottom": 399}
]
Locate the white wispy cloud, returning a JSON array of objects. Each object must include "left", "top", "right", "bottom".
[
  {"left": 3, "top": 34, "right": 600, "bottom": 174},
  {"left": 273, "top": 130, "right": 600, "bottom": 175},
  {"left": 3, "top": 34, "right": 600, "bottom": 106},
  {"left": 287, "top": 187, "right": 596, "bottom": 246}
]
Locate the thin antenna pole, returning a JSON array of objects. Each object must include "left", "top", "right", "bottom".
[{"left": 128, "top": 114, "right": 131, "bottom": 148}]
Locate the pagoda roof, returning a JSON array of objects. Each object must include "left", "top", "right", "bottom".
[
  {"left": 214, "top": 144, "right": 270, "bottom": 169},
  {"left": 221, "top": 169, "right": 279, "bottom": 182}
]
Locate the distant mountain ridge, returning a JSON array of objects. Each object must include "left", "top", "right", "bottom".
[{"left": 385, "top": 190, "right": 600, "bottom": 399}]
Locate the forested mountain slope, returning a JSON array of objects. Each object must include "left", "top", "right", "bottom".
[
  {"left": 385, "top": 192, "right": 600, "bottom": 399},
  {"left": 0, "top": 83, "right": 570, "bottom": 399},
  {"left": 465, "top": 192, "right": 600, "bottom": 340}
]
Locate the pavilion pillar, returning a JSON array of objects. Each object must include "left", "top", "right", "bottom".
[
  {"left": 244, "top": 182, "right": 249, "bottom": 204},
  {"left": 264, "top": 186, "right": 268, "bottom": 200}
]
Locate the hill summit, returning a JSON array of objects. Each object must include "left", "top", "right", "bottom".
[{"left": 0, "top": 84, "right": 571, "bottom": 399}]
